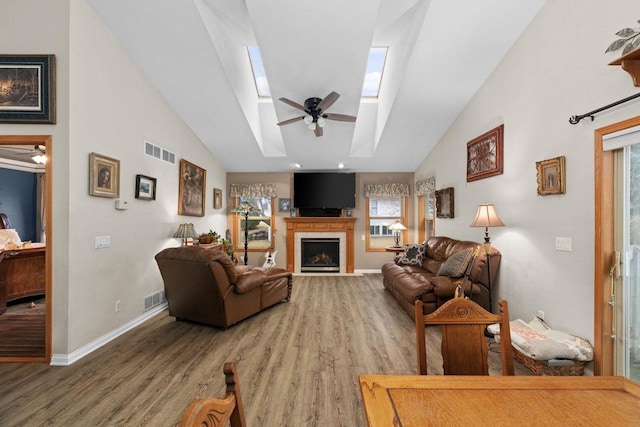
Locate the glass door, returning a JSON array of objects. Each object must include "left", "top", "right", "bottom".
[{"left": 615, "top": 143, "right": 640, "bottom": 381}]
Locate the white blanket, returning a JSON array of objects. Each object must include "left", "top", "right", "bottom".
[{"left": 489, "top": 317, "right": 593, "bottom": 361}]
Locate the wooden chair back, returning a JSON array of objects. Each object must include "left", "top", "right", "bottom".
[
  {"left": 414, "top": 297, "right": 514, "bottom": 376},
  {"left": 179, "top": 361, "right": 247, "bottom": 427}
]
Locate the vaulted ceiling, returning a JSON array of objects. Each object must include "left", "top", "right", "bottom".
[{"left": 86, "top": 0, "right": 546, "bottom": 173}]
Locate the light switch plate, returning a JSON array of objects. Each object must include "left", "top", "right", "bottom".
[{"left": 95, "top": 235, "right": 111, "bottom": 248}]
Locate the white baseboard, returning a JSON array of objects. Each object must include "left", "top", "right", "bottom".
[
  {"left": 355, "top": 269, "right": 382, "bottom": 274},
  {"left": 50, "top": 303, "right": 168, "bottom": 366}
]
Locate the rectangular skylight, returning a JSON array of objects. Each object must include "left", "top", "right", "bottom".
[
  {"left": 362, "top": 47, "right": 387, "bottom": 97},
  {"left": 247, "top": 46, "right": 271, "bottom": 97}
]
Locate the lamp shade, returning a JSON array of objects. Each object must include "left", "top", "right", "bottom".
[
  {"left": 173, "top": 223, "right": 198, "bottom": 239},
  {"left": 469, "top": 204, "right": 505, "bottom": 228},
  {"left": 388, "top": 220, "right": 407, "bottom": 231}
]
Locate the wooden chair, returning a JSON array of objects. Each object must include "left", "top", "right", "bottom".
[
  {"left": 179, "top": 361, "right": 247, "bottom": 427},
  {"left": 414, "top": 296, "right": 514, "bottom": 376}
]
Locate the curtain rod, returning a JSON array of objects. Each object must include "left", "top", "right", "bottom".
[{"left": 569, "top": 92, "right": 640, "bottom": 124}]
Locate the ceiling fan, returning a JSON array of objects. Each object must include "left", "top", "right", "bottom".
[{"left": 276, "top": 91, "right": 357, "bottom": 137}]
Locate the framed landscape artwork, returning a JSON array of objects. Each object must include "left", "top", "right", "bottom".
[
  {"left": 135, "top": 174, "right": 157, "bottom": 200},
  {"left": 536, "top": 155, "right": 566, "bottom": 195},
  {"left": 178, "top": 159, "right": 206, "bottom": 216},
  {"left": 89, "top": 153, "right": 120, "bottom": 198},
  {"left": 436, "top": 187, "right": 454, "bottom": 218},
  {"left": 466, "top": 124, "right": 504, "bottom": 182},
  {"left": 0, "top": 54, "right": 56, "bottom": 123}
]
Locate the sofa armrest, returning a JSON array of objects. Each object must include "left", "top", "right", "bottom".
[
  {"left": 234, "top": 269, "right": 267, "bottom": 294},
  {"left": 430, "top": 276, "right": 457, "bottom": 297}
]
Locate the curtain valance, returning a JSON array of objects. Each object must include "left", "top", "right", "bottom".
[
  {"left": 415, "top": 177, "right": 435, "bottom": 196},
  {"left": 364, "top": 183, "right": 410, "bottom": 198},
  {"left": 229, "top": 183, "right": 277, "bottom": 198}
]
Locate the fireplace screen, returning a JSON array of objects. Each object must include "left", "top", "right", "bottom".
[{"left": 301, "top": 238, "right": 340, "bottom": 273}]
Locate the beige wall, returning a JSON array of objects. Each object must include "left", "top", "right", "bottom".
[
  {"left": 1, "top": 0, "right": 227, "bottom": 359},
  {"left": 227, "top": 171, "right": 414, "bottom": 270},
  {"left": 415, "top": 0, "right": 640, "bottom": 343}
]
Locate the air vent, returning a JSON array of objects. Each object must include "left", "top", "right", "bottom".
[
  {"left": 144, "top": 140, "right": 175, "bottom": 164},
  {"left": 144, "top": 290, "right": 166, "bottom": 311}
]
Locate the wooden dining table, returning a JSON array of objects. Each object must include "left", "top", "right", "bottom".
[{"left": 359, "top": 374, "right": 640, "bottom": 426}]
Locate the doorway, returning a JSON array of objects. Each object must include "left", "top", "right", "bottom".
[
  {"left": 595, "top": 116, "right": 640, "bottom": 376},
  {"left": 0, "top": 135, "right": 51, "bottom": 363}
]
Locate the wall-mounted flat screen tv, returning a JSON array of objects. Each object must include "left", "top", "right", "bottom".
[{"left": 293, "top": 172, "right": 356, "bottom": 209}]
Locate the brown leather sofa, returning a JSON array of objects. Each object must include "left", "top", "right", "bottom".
[
  {"left": 381, "top": 236, "right": 500, "bottom": 319},
  {"left": 155, "top": 246, "right": 292, "bottom": 327}
]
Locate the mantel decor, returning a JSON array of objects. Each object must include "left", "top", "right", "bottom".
[
  {"left": 435, "top": 187, "right": 454, "bottom": 218},
  {"left": 178, "top": 159, "right": 206, "bottom": 216},
  {"left": 0, "top": 55, "right": 56, "bottom": 123},
  {"left": 89, "top": 153, "right": 120, "bottom": 198},
  {"left": 536, "top": 156, "right": 566, "bottom": 196},
  {"left": 466, "top": 125, "right": 504, "bottom": 182}
]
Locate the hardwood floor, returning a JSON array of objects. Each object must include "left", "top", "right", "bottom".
[{"left": 0, "top": 274, "right": 529, "bottom": 426}]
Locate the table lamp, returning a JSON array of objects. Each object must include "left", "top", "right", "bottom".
[
  {"left": 388, "top": 220, "right": 407, "bottom": 248},
  {"left": 174, "top": 223, "right": 198, "bottom": 246}
]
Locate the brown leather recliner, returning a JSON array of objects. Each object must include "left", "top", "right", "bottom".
[{"left": 155, "top": 246, "right": 292, "bottom": 327}]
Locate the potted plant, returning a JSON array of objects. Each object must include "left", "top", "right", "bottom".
[{"left": 198, "top": 229, "right": 220, "bottom": 244}]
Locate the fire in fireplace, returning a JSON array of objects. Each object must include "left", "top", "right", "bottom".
[{"left": 301, "top": 238, "right": 340, "bottom": 273}]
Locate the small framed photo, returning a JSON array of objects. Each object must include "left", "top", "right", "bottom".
[
  {"left": 89, "top": 153, "right": 120, "bottom": 198},
  {"left": 466, "top": 124, "right": 504, "bottom": 182},
  {"left": 135, "top": 174, "right": 157, "bottom": 200},
  {"left": 178, "top": 159, "right": 206, "bottom": 216},
  {"left": 214, "top": 188, "right": 222, "bottom": 209},
  {"left": 536, "top": 156, "right": 566, "bottom": 195},
  {"left": 279, "top": 198, "right": 291, "bottom": 212},
  {"left": 435, "top": 187, "right": 454, "bottom": 218},
  {"left": 0, "top": 54, "right": 56, "bottom": 123},
  {"left": 290, "top": 209, "right": 297, "bottom": 217}
]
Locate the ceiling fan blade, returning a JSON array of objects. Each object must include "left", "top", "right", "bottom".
[
  {"left": 278, "top": 97, "right": 306, "bottom": 111},
  {"left": 316, "top": 91, "right": 340, "bottom": 112},
  {"left": 314, "top": 123, "right": 323, "bottom": 137},
  {"left": 277, "top": 116, "right": 305, "bottom": 126},
  {"left": 324, "top": 113, "right": 357, "bottom": 122}
]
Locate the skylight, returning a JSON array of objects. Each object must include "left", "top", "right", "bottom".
[
  {"left": 362, "top": 47, "right": 387, "bottom": 97},
  {"left": 247, "top": 46, "right": 271, "bottom": 97},
  {"left": 247, "top": 46, "right": 387, "bottom": 98}
]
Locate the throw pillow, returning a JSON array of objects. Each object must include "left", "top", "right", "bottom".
[
  {"left": 396, "top": 243, "right": 426, "bottom": 266},
  {"left": 437, "top": 248, "right": 474, "bottom": 277}
]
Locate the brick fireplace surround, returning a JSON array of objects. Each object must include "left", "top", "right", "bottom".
[{"left": 283, "top": 217, "right": 356, "bottom": 273}]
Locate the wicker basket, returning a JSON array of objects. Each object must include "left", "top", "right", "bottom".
[{"left": 513, "top": 347, "right": 585, "bottom": 376}]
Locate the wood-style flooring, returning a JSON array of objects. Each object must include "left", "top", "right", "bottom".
[{"left": 0, "top": 273, "right": 530, "bottom": 426}]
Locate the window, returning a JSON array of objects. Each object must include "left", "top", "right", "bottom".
[
  {"left": 362, "top": 47, "right": 387, "bottom": 97},
  {"left": 233, "top": 197, "right": 275, "bottom": 252},
  {"left": 247, "top": 46, "right": 271, "bottom": 97},
  {"left": 366, "top": 196, "right": 407, "bottom": 250}
]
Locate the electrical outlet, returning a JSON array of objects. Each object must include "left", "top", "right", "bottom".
[
  {"left": 537, "top": 310, "right": 545, "bottom": 320},
  {"left": 115, "top": 300, "right": 121, "bottom": 312}
]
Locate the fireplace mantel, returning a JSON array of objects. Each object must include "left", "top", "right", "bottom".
[{"left": 284, "top": 217, "right": 356, "bottom": 273}]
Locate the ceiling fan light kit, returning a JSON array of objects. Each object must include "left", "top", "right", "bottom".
[{"left": 277, "top": 91, "right": 357, "bottom": 137}]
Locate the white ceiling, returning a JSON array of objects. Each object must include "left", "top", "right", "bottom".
[{"left": 85, "top": 0, "right": 546, "bottom": 173}]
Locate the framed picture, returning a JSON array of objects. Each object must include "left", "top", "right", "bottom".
[
  {"left": 0, "top": 55, "right": 56, "bottom": 123},
  {"left": 435, "top": 187, "right": 454, "bottom": 218},
  {"left": 89, "top": 153, "right": 120, "bottom": 198},
  {"left": 178, "top": 159, "right": 206, "bottom": 216},
  {"left": 279, "top": 198, "right": 291, "bottom": 212},
  {"left": 214, "top": 188, "right": 222, "bottom": 209},
  {"left": 466, "top": 124, "right": 504, "bottom": 182},
  {"left": 135, "top": 174, "right": 157, "bottom": 200},
  {"left": 536, "top": 155, "right": 566, "bottom": 195}
]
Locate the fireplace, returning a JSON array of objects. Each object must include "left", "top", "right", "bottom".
[{"left": 301, "top": 238, "right": 340, "bottom": 273}]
